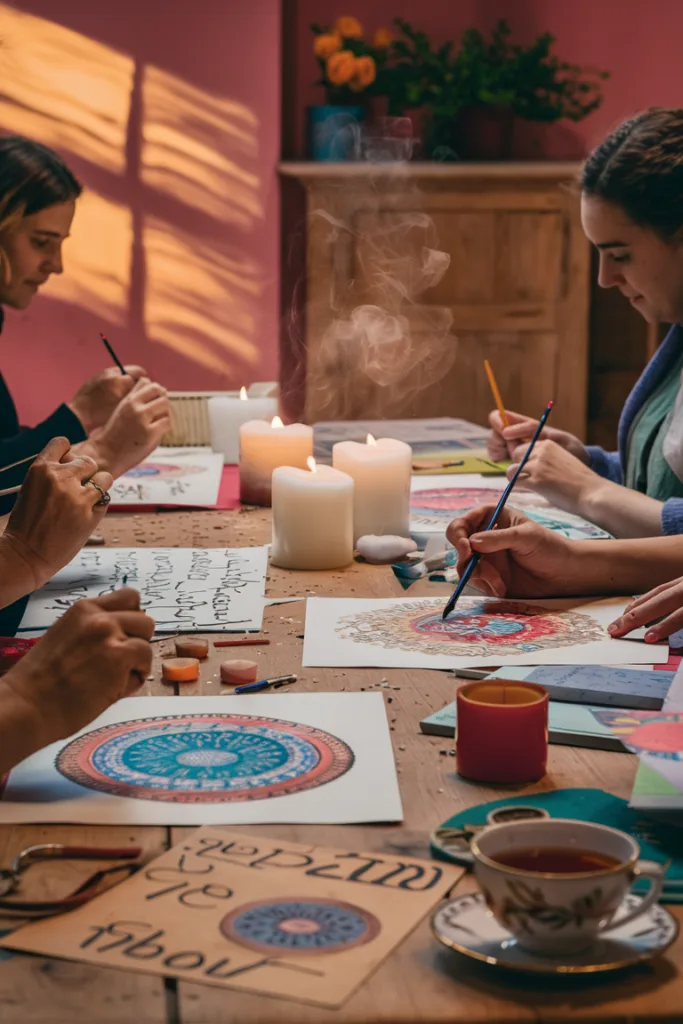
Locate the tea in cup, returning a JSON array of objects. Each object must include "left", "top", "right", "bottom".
[{"left": 471, "top": 818, "right": 665, "bottom": 955}]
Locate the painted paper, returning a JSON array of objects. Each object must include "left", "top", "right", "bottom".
[
  {"left": 0, "top": 694, "right": 402, "bottom": 825},
  {"left": 303, "top": 596, "right": 668, "bottom": 670},
  {"left": 409, "top": 475, "right": 610, "bottom": 541},
  {"left": 1, "top": 827, "right": 461, "bottom": 1007},
  {"left": 110, "top": 450, "right": 223, "bottom": 508},
  {"left": 18, "top": 546, "right": 268, "bottom": 633}
]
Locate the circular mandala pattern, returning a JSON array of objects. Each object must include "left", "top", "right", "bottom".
[
  {"left": 123, "top": 462, "right": 207, "bottom": 480},
  {"left": 56, "top": 714, "right": 354, "bottom": 803},
  {"left": 337, "top": 599, "right": 605, "bottom": 658},
  {"left": 410, "top": 488, "right": 609, "bottom": 539},
  {"left": 220, "top": 898, "right": 381, "bottom": 955}
]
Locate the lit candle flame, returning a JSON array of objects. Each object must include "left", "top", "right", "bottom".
[
  {"left": 271, "top": 415, "right": 284, "bottom": 429},
  {"left": 239, "top": 386, "right": 248, "bottom": 400},
  {"left": 366, "top": 433, "right": 377, "bottom": 446},
  {"left": 307, "top": 456, "right": 317, "bottom": 473}
]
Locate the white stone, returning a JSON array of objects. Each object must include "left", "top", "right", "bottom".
[{"left": 356, "top": 534, "right": 418, "bottom": 564}]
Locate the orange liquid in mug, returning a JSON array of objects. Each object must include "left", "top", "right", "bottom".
[{"left": 491, "top": 847, "right": 621, "bottom": 874}]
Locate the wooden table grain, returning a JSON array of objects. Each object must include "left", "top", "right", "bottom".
[{"left": 0, "top": 506, "right": 680, "bottom": 1024}]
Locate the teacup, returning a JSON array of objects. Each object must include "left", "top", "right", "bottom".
[{"left": 471, "top": 818, "right": 665, "bottom": 955}]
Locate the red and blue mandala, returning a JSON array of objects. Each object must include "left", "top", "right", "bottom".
[
  {"left": 410, "top": 488, "right": 609, "bottom": 539},
  {"left": 590, "top": 710, "right": 683, "bottom": 762},
  {"left": 220, "top": 898, "right": 380, "bottom": 954},
  {"left": 55, "top": 714, "right": 354, "bottom": 802},
  {"left": 337, "top": 599, "right": 605, "bottom": 658}
]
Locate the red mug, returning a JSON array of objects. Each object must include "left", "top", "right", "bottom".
[{"left": 456, "top": 680, "right": 549, "bottom": 784}]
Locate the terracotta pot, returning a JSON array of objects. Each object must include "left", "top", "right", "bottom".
[{"left": 456, "top": 105, "right": 515, "bottom": 161}]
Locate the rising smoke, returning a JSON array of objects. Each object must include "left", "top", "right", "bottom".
[{"left": 308, "top": 125, "right": 458, "bottom": 421}]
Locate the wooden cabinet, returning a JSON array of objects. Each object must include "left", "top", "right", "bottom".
[{"left": 279, "top": 162, "right": 590, "bottom": 438}]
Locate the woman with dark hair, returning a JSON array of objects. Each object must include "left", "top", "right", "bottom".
[
  {"left": 0, "top": 135, "right": 170, "bottom": 509},
  {"left": 487, "top": 108, "right": 683, "bottom": 539}
]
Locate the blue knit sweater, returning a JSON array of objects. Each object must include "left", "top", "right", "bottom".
[{"left": 586, "top": 323, "right": 683, "bottom": 535}]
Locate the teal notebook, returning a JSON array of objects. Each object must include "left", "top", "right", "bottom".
[
  {"left": 420, "top": 700, "right": 627, "bottom": 752},
  {"left": 433, "top": 789, "right": 683, "bottom": 902}
]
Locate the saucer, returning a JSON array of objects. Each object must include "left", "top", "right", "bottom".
[{"left": 432, "top": 892, "right": 679, "bottom": 974}]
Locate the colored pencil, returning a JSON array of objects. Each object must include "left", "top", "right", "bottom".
[
  {"left": 442, "top": 400, "right": 554, "bottom": 620},
  {"left": 100, "top": 332, "right": 126, "bottom": 375},
  {"left": 484, "top": 359, "right": 509, "bottom": 428},
  {"left": 213, "top": 638, "right": 271, "bottom": 648}
]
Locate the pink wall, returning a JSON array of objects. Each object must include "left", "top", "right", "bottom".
[
  {"left": 0, "top": 0, "right": 281, "bottom": 424},
  {"left": 291, "top": 0, "right": 683, "bottom": 157}
]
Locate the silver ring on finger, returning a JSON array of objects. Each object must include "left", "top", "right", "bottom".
[{"left": 88, "top": 479, "right": 111, "bottom": 506}]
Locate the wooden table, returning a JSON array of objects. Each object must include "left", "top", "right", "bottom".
[{"left": 0, "top": 507, "right": 680, "bottom": 1024}]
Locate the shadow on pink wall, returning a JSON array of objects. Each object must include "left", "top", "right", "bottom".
[{"left": 0, "top": 1, "right": 281, "bottom": 424}]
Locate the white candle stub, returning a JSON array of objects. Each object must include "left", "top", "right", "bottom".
[
  {"left": 208, "top": 388, "right": 278, "bottom": 464},
  {"left": 332, "top": 435, "right": 412, "bottom": 542},
  {"left": 239, "top": 418, "right": 313, "bottom": 506},
  {"left": 356, "top": 535, "right": 418, "bottom": 564},
  {"left": 270, "top": 458, "right": 354, "bottom": 570}
]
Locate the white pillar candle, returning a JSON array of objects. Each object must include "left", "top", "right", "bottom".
[
  {"left": 239, "top": 417, "right": 314, "bottom": 506},
  {"left": 271, "top": 458, "right": 354, "bottom": 570},
  {"left": 208, "top": 388, "right": 279, "bottom": 464},
  {"left": 333, "top": 435, "right": 412, "bottom": 542}
]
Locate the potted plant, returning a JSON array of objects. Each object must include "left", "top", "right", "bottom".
[
  {"left": 308, "top": 16, "right": 392, "bottom": 160},
  {"left": 453, "top": 21, "right": 608, "bottom": 160},
  {"left": 383, "top": 18, "right": 608, "bottom": 161}
]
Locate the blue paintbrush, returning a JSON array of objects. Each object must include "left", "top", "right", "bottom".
[{"left": 442, "top": 400, "right": 554, "bottom": 620}]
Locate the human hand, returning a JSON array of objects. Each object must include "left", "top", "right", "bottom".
[
  {"left": 488, "top": 409, "right": 589, "bottom": 463},
  {"left": 90, "top": 378, "right": 171, "bottom": 478},
  {"left": 68, "top": 366, "right": 147, "bottom": 434},
  {"left": 446, "top": 505, "right": 578, "bottom": 598},
  {"left": 506, "top": 439, "right": 600, "bottom": 513},
  {"left": 2, "top": 437, "right": 113, "bottom": 591},
  {"left": 608, "top": 578, "right": 683, "bottom": 643},
  {"left": 2, "top": 589, "right": 154, "bottom": 747}
]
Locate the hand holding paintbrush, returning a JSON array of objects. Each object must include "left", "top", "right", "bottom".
[{"left": 442, "top": 401, "right": 554, "bottom": 619}]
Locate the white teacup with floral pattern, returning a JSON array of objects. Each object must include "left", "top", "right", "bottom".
[{"left": 471, "top": 818, "right": 665, "bottom": 955}]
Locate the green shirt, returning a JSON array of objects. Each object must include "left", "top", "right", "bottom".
[{"left": 626, "top": 349, "right": 683, "bottom": 500}]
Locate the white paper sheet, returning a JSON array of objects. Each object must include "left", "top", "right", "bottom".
[
  {"left": 18, "top": 547, "right": 269, "bottom": 633},
  {"left": 409, "top": 475, "right": 610, "bottom": 541},
  {"left": 303, "top": 596, "right": 668, "bottom": 670},
  {"left": 0, "top": 694, "right": 402, "bottom": 826},
  {"left": 109, "top": 451, "right": 223, "bottom": 507}
]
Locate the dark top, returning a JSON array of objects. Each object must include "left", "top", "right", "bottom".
[{"left": 0, "top": 307, "right": 87, "bottom": 634}]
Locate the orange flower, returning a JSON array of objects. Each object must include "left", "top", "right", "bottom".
[
  {"left": 314, "top": 32, "right": 342, "bottom": 60},
  {"left": 349, "top": 54, "right": 376, "bottom": 91},
  {"left": 334, "top": 15, "right": 363, "bottom": 39},
  {"left": 326, "top": 49, "right": 357, "bottom": 86},
  {"left": 373, "top": 26, "right": 393, "bottom": 48}
]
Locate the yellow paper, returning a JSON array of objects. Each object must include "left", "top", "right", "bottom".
[{"left": 3, "top": 827, "right": 463, "bottom": 1008}]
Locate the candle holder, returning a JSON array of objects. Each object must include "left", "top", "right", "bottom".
[{"left": 456, "top": 680, "right": 549, "bottom": 784}]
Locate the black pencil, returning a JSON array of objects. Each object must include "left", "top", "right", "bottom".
[
  {"left": 442, "top": 400, "right": 554, "bottom": 620},
  {"left": 100, "top": 332, "right": 126, "bottom": 375}
]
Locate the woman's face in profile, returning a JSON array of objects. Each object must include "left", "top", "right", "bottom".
[
  {"left": 0, "top": 200, "right": 75, "bottom": 309},
  {"left": 581, "top": 193, "right": 683, "bottom": 325}
]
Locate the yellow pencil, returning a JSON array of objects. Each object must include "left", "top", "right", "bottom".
[{"left": 484, "top": 359, "right": 509, "bottom": 428}]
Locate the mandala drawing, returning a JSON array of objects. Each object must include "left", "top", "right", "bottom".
[
  {"left": 220, "top": 898, "right": 381, "bottom": 955},
  {"left": 123, "top": 462, "right": 207, "bottom": 480},
  {"left": 56, "top": 714, "right": 354, "bottom": 802},
  {"left": 336, "top": 600, "right": 605, "bottom": 658},
  {"left": 590, "top": 710, "right": 683, "bottom": 762},
  {"left": 410, "top": 488, "right": 609, "bottom": 539}
]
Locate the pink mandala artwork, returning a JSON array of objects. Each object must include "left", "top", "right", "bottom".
[
  {"left": 410, "top": 488, "right": 610, "bottom": 540},
  {"left": 123, "top": 462, "right": 207, "bottom": 480},
  {"left": 336, "top": 599, "right": 605, "bottom": 659}
]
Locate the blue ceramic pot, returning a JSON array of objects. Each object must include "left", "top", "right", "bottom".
[{"left": 307, "top": 105, "right": 365, "bottom": 161}]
